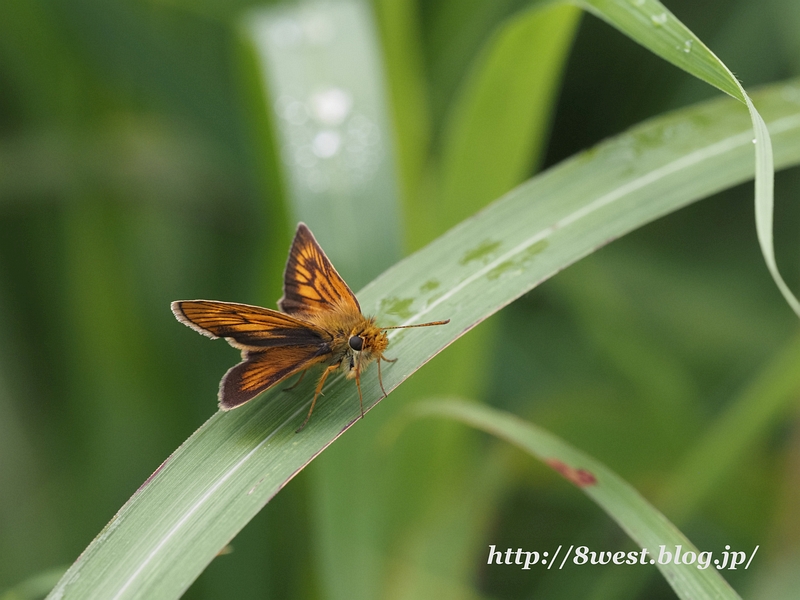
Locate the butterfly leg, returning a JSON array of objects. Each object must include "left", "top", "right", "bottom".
[
  {"left": 283, "top": 369, "right": 307, "bottom": 391},
  {"left": 296, "top": 363, "right": 339, "bottom": 432},
  {"left": 354, "top": 354, "right": 365, "bottom": 419},
  {"left": 377, "top": 358, "right": 389, "bottom": 399}
]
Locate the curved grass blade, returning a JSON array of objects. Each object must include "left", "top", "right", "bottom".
[
  {"left": 46, "top": 81, "right": 800, "bottom": 599},
  {"left": 437, "top": 3, "right": 581, "bottom": 227},
  {"left": 411, "top": 399, "right": 742, "bottom": 600},
  {"left": 578, "top": 0, "right": 799, "bottom": 315}
]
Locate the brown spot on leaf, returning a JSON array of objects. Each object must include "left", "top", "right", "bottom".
[{"left": 545, "top": 458, "right": 597, "bottom": 487}]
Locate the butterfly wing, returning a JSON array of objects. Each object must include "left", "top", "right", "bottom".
[
  {"left": 172, "top": 300, "right": 332, "bottom": 350},
  {"left": 278, "top": 222, "right": 361, "bottom": 316},
  {"left": 172, "top": 300, "right": 334, "bottom": 409},
  {"left": 219, "top": 347, "right": 328, "bottom": 409}
]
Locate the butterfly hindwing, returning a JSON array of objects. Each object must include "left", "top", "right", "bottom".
[
  {"left": 278, "top": 223, "right": 361, "bottom": 316},
  {"left": 219, "top": 347, "right": 328, "bottom": 409},
  {"left": 171, "top": 223, "right": 449, "bottom": 423},
  {"left": 172, "top": 300, "right": 331, "bottom": 350}
]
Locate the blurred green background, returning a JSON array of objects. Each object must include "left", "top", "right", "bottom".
[{"left": 1, "top": 0, "right": 799, "bottom": 598}]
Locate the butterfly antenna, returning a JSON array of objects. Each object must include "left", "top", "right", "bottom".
[{"left": 381, "top": 319, "right": 450, "bottom": 331}]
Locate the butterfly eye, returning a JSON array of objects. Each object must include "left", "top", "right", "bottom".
[{"left": 348, "top": 335, "right": 363, "bottom": 351}]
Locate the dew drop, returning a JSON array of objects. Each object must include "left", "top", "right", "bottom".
[
  {"left": 310, "top": 88, "right": 352, "bottom": 125},
  {"left": 683, "top": 39, "right": 693, "bottom": 53},
  {"left": 651, "top": 13, "right": 668, "bottom": 26},
  {"left": 312, "top": 130, "right": 342, "bottom": 158}
]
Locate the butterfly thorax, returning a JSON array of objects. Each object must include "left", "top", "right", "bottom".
[{"left": 302, "top": 305, "right": 388, "bottom": 372}]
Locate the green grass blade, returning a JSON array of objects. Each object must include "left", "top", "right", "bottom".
[
  {"left": 242, "top": 3, "right": 405, "bottom": 598},
  {"left": 242, "top": 0, "right": 402, "bottom": 287},
  {"left": 383, "top": 6, "right": 580, "bottom": 598},
  {"left": 46, "top": 80, "right": 800, "bottom": 599},
  {"left": 437, "top": 3, "right": 581, "bottom": 230},
  {"left": 579, "top": 0, "right": 740, "bottom": 99},
  {"left": 659, "top": 332, "right": 800, "bottom": 521},
  {"left": 411, "top": 399, "right": 742, "bottom": 600},
  {"left": 372, "top": 0, "right": 431, "bottom": 215},
  {"left": 578, "top": 0, "right": 800, "bottom": 315}
]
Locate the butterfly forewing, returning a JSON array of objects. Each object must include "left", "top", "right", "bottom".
[
  {"left": 172, "top": 300, "right": 332, "bottom": 350},
  {"left": 278, "top": 223, "right": 360, "bottom": 316},
  {"left": 219, "top": 346, "right": 328, "bottom": 409},
  {"left": 173, "top": 223, "right": 449, "bottom": 426}
]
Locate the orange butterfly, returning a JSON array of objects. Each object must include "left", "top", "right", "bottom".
[{"left": 172, "top": 223, "right": 449, "bottom": 431}]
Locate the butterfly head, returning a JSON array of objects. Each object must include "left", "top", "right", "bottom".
[{"left": 347, "top": 321, "right": 389, "bottom": 364}]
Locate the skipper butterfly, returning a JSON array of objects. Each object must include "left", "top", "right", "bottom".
[{"left": 172, "top": 223, "right": 449, "bottom": 431}]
